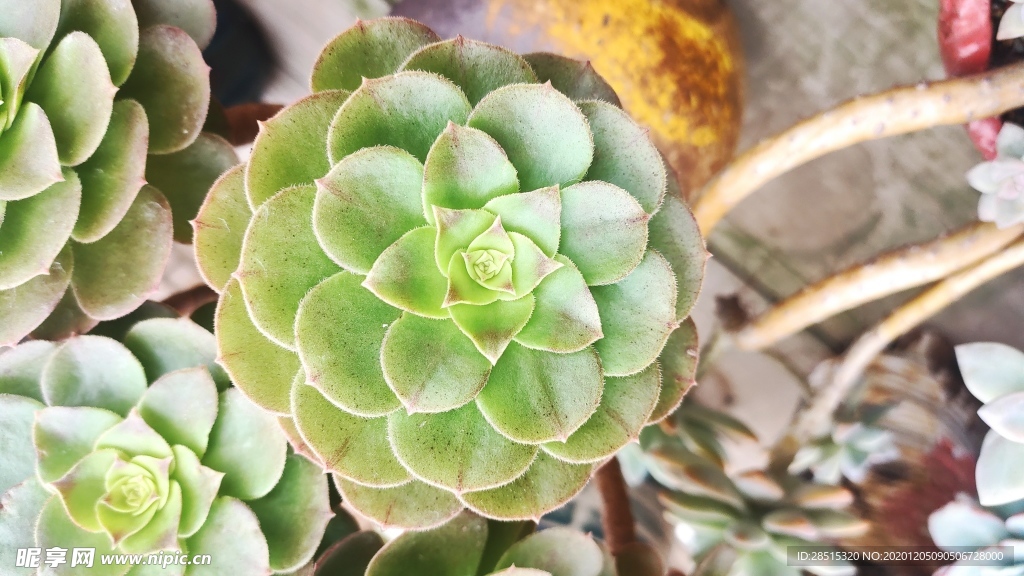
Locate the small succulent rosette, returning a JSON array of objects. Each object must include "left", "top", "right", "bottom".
[
  {"left": 302, "top": 509, "right": 664, "bottom": 576},
  {"left": 966, "top": 122, "right": 1024, "bottom": 228},
  {"left": 0, "top": 318, "right": 331, "bottom": 575},
  {"left": 955, "top": 342, "right": 1024, "bottom": 507},
  {"left": 0, "top": 0, "right": 238, "bottom": 346},
  {"left": 788, "top": 404, "right": 899, "bottom": 485},
  {"left": 194, "top": 17, "right": 706, "bottom": 528},
  {"left": 929, "top": 493, "right": 1024, "bottom": 576},
  {"left": 647, "top": 437, "right": 865, "bottom": 576}
]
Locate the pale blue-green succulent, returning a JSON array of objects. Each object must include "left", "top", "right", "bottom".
[
  {"left": 966, "top": 123, "right": 1024, "bottom": 228},
  {"left": 929, "top": 494, "right": 1024, "bottom": 576},
  {"left": 956, "top": 342, "right": 1024, "bottom": 506}
]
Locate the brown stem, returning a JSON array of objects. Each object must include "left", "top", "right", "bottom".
[
  {"left": 732, "top": 222, "right": 1024, "bottom": 351},
  {"left": 223, "top": 103, "right": 285, "bottom": 146},
  {"left": 692, "top": 62, "right": 1024, "bottom": 234},
  {"left": 162, "top": 284, "right": 218, "bottom": 317},
  {"left": 595, "top": 458, "right": 636, "bottom": 556},
  {"left": 774, "top": 237, "right": 1024, "bottom": 462}
]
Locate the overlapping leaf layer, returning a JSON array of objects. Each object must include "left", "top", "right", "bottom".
[
  {"left": 196, "top": 17, "right": 706, "bottom": 528},
  {"left": 0, "top": 0, "right": 237, "bottom": 346}
]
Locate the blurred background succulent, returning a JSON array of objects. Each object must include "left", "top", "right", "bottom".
[
  {"left": 928, "top": 493, "right": 1024, "bottom": 576},
  {"left": 0, "top": 0, "right": 239, "bottom": 347},
  {"left": 966, "top": 122, "right": 1024, "bottom": 228},
  {"left": 955, "top": 342, "right": 1024, "bottom": 507},
  {"left": 639, "top": 418, "right": 866, "bottom": 576},
  {"left": 998, "top": 0, "right": 1024, "bottom": 40},
  {"left": 0, "top": 316, "right": 331, "bottom": 574},
  {"left": 788, "top": 402, "right": 900, "bottom": 485},
  {"left": 194, "top": 16, "right": 706, "bottom": 528},
  {"left": 296, "top": 508, "right": 666, "bottom": 576}
]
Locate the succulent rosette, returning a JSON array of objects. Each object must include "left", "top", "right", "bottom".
[
  {"left": 0, "top": 0, "right": 238, "bottom": 346},
  {"left": 929, "top": 494, "right": 1024, "bottom": 576},
  {"left": 194, "top": 17, "right": 705, "bottom": 528},
  {"left": 955, "top": 342, "right": 1024, "bottom": 506},
  {"left": 0, "top": 317, "right": 332, "bottom": 574},
  {"left": 788, "top": 404, "right": 899, "bottom": 485},
  {"left": 302, "top": 510, "right": 664, "bottom": 576},
  {"left": 966, "top": 122, "right": 1024, "bottom": 228}
]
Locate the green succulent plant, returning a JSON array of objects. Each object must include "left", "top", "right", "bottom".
[
  {"left": 955, "top": 342, "right": 1024, "bottom": 506},
  {"left": 642, "top": 428, "right": 866, "bottom": 576},
  {"left": 966, "top": 122, "right": 1024, "bottom": 229},
  {"left": 929, "top": 494, "right": 1024, "bottom": 576},
  {"left": 194, "top": 17, "right": 706, "bottom": 528},
  {"left": 299, "top": 509, "right": 664, "bottom": 576},
  {"left": 0, "top": 0, "right": 238, "bottom": 346},
  {"left": 788, "top": 403, "right": 899, "bottom": 485},
  {"left": 0, "top": 317, "right": 332, "bottom": 575}
]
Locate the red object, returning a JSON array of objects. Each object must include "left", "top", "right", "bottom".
[{"left": 939, "top": 0, "right": 1001, "bottom": 159}]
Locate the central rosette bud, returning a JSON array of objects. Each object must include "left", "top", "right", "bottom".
[
  {"left": 106, "top": 467, "right": 159, "bottom": 513},
  {"left": 466, "top": 249, "right": 507, "bottom": 283}
]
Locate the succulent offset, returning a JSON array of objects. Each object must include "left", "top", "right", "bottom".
[
  {"left": 194, "top": 17, "right": 705, "bottom": 527},
  {"left": 299, "top": 509, "right": 664, "bottom": 576},
  {"left": 788, "top": 403, "right": 899, "bottom": 485},
  {"left": 0, "top": 317, "right": 331, "bottom": 575},
  {"left": 929, "top": 494, "right": 1024, "bottom": 576},
  {"left": 0, "top": 0, "right": 238, "bottom": 346},
  {"left": 966, "top": 122, "right": 1024, "bottom": 229},
  {"left": 955, "top": 342, "right": 1024, "bottom": 506}
]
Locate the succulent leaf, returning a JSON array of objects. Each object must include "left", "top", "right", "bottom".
[
  {"left": 0, "top": 395, "right": 43, "bottom": 495},
  {"left": 977, "top": 431, "right": 1024, "bottom": 506},
  {"left": 467, "top": 83, "right": 593, "bottom": 192},
  {"left": 514, "top": 256, "right": 602, "bottom": 354},
  {"left": 402, "top": 37, "right": 537, "bottom": 106},
  {"left": 291, "top": 380, "right": 410, "bottom": 487},
  {"left": 202, "top": 388, "right": 287, "bottom": 501},
  {"left": 0, "top": 340, "right": 54, "bottom": 400},
  {"left": 41, "top": 335, "right": 147, "bottom": 415},
  {"left": 476, "top": 343, "right": 602, "bottom": 443},
  {"left": 122, "top": 317, "right": 228, "bottom": 389},
  {"left": 130, "top": 0, "right": 216, "bottom": 50},
  {"left": 69, "top": 185, "right": 173, "bottom": 320},
  {"left": 423, "top": 123, "right": 519, "bottom": 224},
  {"left": 380, "top": 312, "right": 492, "bottom": 413},
  {"left": 247, "top": 453, "right": 333, "bottom": 573},
  {"left": 957, "top": 342, "right": 1024, "bottom": 403},
  {"left": 0, "top": 0, "right": 60, "bottom": 50},
  {"left": 558, "top": 181, "right": 649, "bottom": 286},
  {"left": 145, "top": 131, "right": 238, "bottom": 243},
  {"left": 541, "top": 362, "right": 661, "bottom": 464},
  {"left": 0, "top": 101, "right": 63, "bottom": 200},
  {"left": 328, "top": 71, "right": 471, "bottom": 164},
  {"left": 193, "top": 166, "right": 251, "bottom": 292},
  {"left": 185, "top": 497, "right": 272, "bottom": 576},
  {"left": 26, "top": 31, "right": 115, "bottom": 166},
  {"left": 118, "top": 24, "right": 209, "bottom": 154},
  {"left": 170, "top": 445, "right": 222, "bottom": 539},
  {"left": 459, "top": 452, "right": 593, "bottom": 521},
  {"left": 72, "top": 98, "right": 148, "bottom": 243},
  {"left": 311, "top": 17, "right": 440, "bottom": 93},
  {"left": 238, "top": 184, "right": 342, "bottom": 349},
  {"left": 591, "top": 250, "right": 677, "bottom": 377},
  {"left": 295, "top": 271, "right": 402, "bottom": 416},
  {"left": 54, "top": 0, "right": 140, "bottom": 86},
  {"left": 314, "top": 145, "right": 426, "bottom": 274},
  {"left": 389, "top": 402, "right": 538, "bottom": 492},
  {"left": 0, "top": 250, "right": 72, "bottom": 347},
  {"left": 0, "top": 170, "right": 80, "bottom": 290},
  {"left": 493, "top": 527, "right": 604, "bottom": 576},
  {"left": 246, "top": 90, "right": 350, "bottom": 209},
  {"left": 648, "top": 317, "right": 698, "bottom": 423},
  {"left": 136, "top": 368, "right": 219, "bottom": 457},
  {"left": 34, "top": 405, "right": 120, "bottom": 483},
  {"left": 365, "top": 511, "right": 487, "bottom": 576},
  {"left": 214, "top": 279, "right": 299, "bottom": 414},
  {"left": 522, "top": 53, "right": 621, "bottom": 107},
  {"left": 579, "top": 100, "right": 666, "bottom": 214},
  {"left": 335, "top": 475, "right": 462, "bottom": 530}
]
